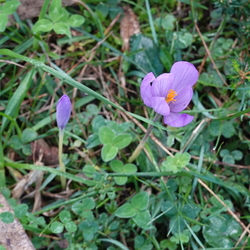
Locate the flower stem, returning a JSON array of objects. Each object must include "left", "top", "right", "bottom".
[
  {"left": 58, "top": 128, "right": 66, "bottom": 189},
  {"left": 128, "top": 113, "right": 161, "bottom": 163}
]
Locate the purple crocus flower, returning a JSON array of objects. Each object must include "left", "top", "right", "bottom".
[
  {"left": 140, "top": 61, "right": 199, "bottom": 127},
  {"left": 56, "top": 95, "right": 71, "bottom": 129}
]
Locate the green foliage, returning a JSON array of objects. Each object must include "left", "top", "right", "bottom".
[
  {"left": 203, "top": 214, "right": 243, "bottom": 248},
  {"left": 32, "top": 0, "right": 85, "bottom": 38},
  {"left": 161, "top": 153, "right": 191, "bottom": 173},
  {"left": 0, "top": 0, "right": 20, "bottom": 32},
  {"left": 110, "top": 160, "right": 137, "bottom": 185},
  {"left": 98, "top": 125, "right": 132, "bottom": 162},
  {"left": 0, "top": 211, "right": 14, "bottom": 223}
]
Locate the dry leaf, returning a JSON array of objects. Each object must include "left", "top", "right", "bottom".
[{"left": 120, "top": 6, "right": 141, "bottom": 51}]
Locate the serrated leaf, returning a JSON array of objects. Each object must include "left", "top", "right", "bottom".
[
  {"left": 68, "top": 14, "right": 85, "bottom": 27},
  {"left": 101, "top": 144, "right": 118, "bottom": 162},
  {"left": 112, "top": 133, "right": 132, "bottom": 149},
  {"left": 32, "top": 19, "right": 53, "bottom": 33},
  {"left": 131, "top": 192, "right": 149, "bottom": 210},
  {"left": 161, "top": 152, "right": 191, "bottom": 173},
  {"left": 115, "top": 203, "right": 136, "bottom": 218}
]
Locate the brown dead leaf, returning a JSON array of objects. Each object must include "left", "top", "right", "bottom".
[
  {"left": 30, "top": 139, "right": 58, "bottom": 166},
  {"left": 120, "top": 6, "right": 141, "bottom": 51}
]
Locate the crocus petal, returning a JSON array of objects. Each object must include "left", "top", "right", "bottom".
[
  {"left": 152, "top": 97, "right": 170, "bottom": 116},
  {"left": 170, "top": 61, "right": 199, "bottom": 92},
  {"left": 169, "top": 87, "right": 193, "bottom": 112},
  {"left": 151, "top": 73, "right": 174, "bottom": 97},
  {"left": 164, "top": 113, "right": 194, "bottom": 127},
  {"left": 140, "top": 72, "right": 155, "bottom": 107},
  {"left": 56, "top": 95, "right": 71, "bottom": 129}
]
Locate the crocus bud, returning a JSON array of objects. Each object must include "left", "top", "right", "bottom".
[{"left": 56, "top": 95, "right": 71, "bottom": 130}]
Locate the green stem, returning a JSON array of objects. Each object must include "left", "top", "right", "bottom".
[
  {"left": 58, "top": 129, "right": 66, "bottom": 189},
  {"left": 128, "top": 114, "right": 161, "bottom": 163},
  {"left": 0, "top": 134, "right": 5, "bottom": 189}
]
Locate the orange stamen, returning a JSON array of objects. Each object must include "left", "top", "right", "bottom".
[{"left": 166, "top": 89, "right": 177, "bottom": 103}]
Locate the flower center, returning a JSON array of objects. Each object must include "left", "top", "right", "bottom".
[{"left": 166, "top": 89, "right": 177, "bottom": 103}]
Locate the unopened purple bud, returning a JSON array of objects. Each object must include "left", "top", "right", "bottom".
[{"left": 56, "top": 95, "right": 71, "bottom": 129}]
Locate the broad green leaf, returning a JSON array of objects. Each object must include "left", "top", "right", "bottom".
[
  {"left": 123, "top": 164, "right": 137, "bottom": 174},
  {"left": 222, "top": 122, "right": 235, "bottom": 138},
  {"left": 0, "top": 14, "right": 8, "bottom": 32},
  {"left": 1, "top": 70, "right": 34, "bottom": 133},
  {"left": 2, "top": 0, "right": 20, "bottom": 15},
  {"left": 112, "top": 134, "right": 132, "bottom": 149},
  {"left": 65, "top": 221, "right": 77, "bottom": 232},
  {"left": 231, "top": 150, "right": 243, "bottom": 160},
  {"left": 222, "top": 154, "right": 235, "bottom": 164},
  {"left": 134, "top": 235, "right": 153, "bottom": 250},
  {"left": 9, "top": 135, "right": 23, "bottom": 150},
  {"left": 21, "top": 128, "right": 37, "bottom": 144},
  {"left": 99, "top": 126, "right": 115, "bottom": 144},
  {"left": 0, "top": 212, "right": 14, "bottom": 223},
  {"left": 133, "top": 210, "right": 152, "bottom": 229},
  {"left": 131, "top": 34, "right": 164, "bottom": 76},
  {"left": 53, "top": 22, "right": 71, "bottom": 38},
  {"left": 59, "top": 210, "right": 71, "bottom": 223},
  {"left": 14, "top": 204, "right": 28, "bottom": 218},
  {"left": 50, "top": 221, "right": 64, "bottom": 234},
  {"left": 82, "top": 198, "right": 96, "bottom": 210},
  {"left": 68, "top": 14, "right": 85, "bottom": 27},
  {"left": 92, "top": 115, "right": 106, "bottom": 133},
  {"left": 32, "top": 19, "right": 53, "bottom": 33},
  {"left": 110, "top": 160, "right": 123, "bottom": 173},
  {"left": 0, "top": 244, "right": 7, "bottom": 250},
  {"left": 131, "top": 192, "right": 149, "bottom": 210},
  {"left": 86, "top": 133, "right": 101, "bottom": 149},
  {"left": 82, "top": 164, "right": 97, "bottom": 178},
  {"left": 49, "top": 0, "right": 62, "bottom": 22},
  {"left": 114, "top": 176, "right": 127, "bottom": 185},
  {"left": 79, "top": 220, "right": 98, "bottom": 241},
  {"left": 203, "top": 214, "right": 242, "bottom": 248},
  {"left": 115, "top": 203, "right": 136, "bottom": 218},
  {"left": 101, "top": 144, "right": 118, "bottom": 162},
  {"left": 169, "top": 215, "right": 186, "bottom": 234},
  {"left": 22, "top": 144, "right": 32, "bottom": 156}
]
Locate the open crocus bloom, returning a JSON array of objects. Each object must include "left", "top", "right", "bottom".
[{"left": 140, "top": 61, "right": 199, "bottom": 127}]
